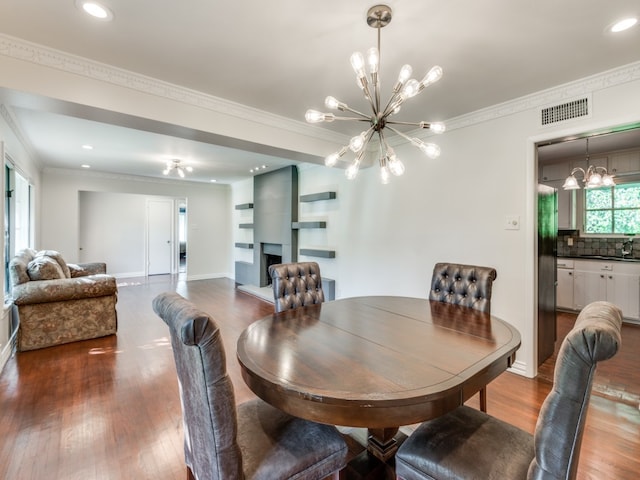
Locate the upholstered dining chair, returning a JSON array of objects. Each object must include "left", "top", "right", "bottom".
[
  {"left": 395, "top": 301, "right": 623, "bottom": 480},
  {"left": 429, "top": 262, "right": 497, "bottom": 411},
  {"left": 269, "top": 261, "right": 325, "bottom": 313},
  {"left": 152, "top": 292, "right": 347, "bottom": 480}
]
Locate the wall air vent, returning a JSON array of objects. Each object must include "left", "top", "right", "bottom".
[{"left": 540, "top": 97, "right": 589, "bottom": 126}]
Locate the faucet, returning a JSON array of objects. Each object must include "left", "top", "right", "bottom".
[{"left": 622, "top": 237, "right": 634, "bottom": 258}]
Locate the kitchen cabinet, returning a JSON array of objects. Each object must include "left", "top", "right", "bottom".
[
  {"left": 570, "top": 259, "right": 640, "bottom": 320},
  {"left": 609, "top": 151, "right": 640, "bottom": 175},
  {"left": 556, "top": 266, "right": 574, "bottom": 310},
  {"left": 540, "top": 162, "right": 570, "bottom": 182}
]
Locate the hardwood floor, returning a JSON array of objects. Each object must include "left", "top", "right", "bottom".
[{"left": 1, "top": 276, "right": 638, "bottom": 479}]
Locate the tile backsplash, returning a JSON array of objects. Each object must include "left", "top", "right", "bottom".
[{"left": 557, "top": 231, "right": 639, "bottom": 259}]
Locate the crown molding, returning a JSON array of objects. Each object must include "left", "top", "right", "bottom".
[
  {"left": 442, "top": 60, "right": 640, "bottom": 134},
  {"left": 2, "top": 34, "right": 639, "bottom": 145},
  {"left": 0, "top": 102, "right": 42, "bottom": 171},
  {"left": 0, "top": 34, "right": 346, "bottom": 145}
]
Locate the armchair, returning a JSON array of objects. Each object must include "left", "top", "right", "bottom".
[{"left": 9, "top": 248, "right": 118, "bottom": 351}]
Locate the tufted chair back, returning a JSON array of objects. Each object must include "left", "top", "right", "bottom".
[
  {"left": 152, "top": 292, "right": 243, "bottom": 480},
  {"left": 429, "top": 263, "right": 497, "bottom": 313},
  {"left": 269, "top": 261, "right": 325, "bottom": 313},
  {"left": 528, "top": 300, "right": 622, "bottom": 479}
]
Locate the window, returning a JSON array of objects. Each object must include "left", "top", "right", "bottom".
[
  {"left": 4, "top": 162, "right": 34, "bottom": 296},
  {"left": 584, "top": 183, "right": 640, "bottom": 234}
]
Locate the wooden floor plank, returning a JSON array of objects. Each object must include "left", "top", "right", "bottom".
[{"left": 0, "top": 276, "right": 638, "bottom": 479}]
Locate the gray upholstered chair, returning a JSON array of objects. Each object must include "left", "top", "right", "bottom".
[
  {"left": 269, "top": 261, "right": 325, "bottom": 313},
  {"left": 152, "top": 292, "right": 347, "bottom": 480},
  {"left": 395, "top": 301, "right": 623, "bottom": 480},
  {"left": 429, "top": 262, "right": 497, "bottom": 411}
]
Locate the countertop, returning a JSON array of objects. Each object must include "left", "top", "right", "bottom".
[{"left": 559, "top": 255, "right": 640, "bottom": 263}]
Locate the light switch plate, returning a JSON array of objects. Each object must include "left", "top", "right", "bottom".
[{"left": 505, "top": 215, "right": 520, "bottom": 230}]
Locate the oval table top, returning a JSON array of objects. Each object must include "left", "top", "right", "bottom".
[{"left": 237, "top": 296, "right": 521, "bottom": 429}]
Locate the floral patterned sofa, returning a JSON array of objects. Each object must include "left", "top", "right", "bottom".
[{"left": 9, "top": 248, "right": 118, "bottom": 351}]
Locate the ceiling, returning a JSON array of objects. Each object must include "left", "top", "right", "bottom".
[{"left": 0, "top": 1, "right": 639, "bottom": 183}]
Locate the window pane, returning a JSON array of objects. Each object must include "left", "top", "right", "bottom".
[
  {"left": 614, "top": 184, "right": 640, "bottom": 208},
  {"left": 614, "top": 209, "right": 640, "bottom": 234},
  {"left": 586, "top": 210, "right": 612, "bottom": 233},
  {"left": 585, "top": 188, "right": 612, "bottom": 209}
]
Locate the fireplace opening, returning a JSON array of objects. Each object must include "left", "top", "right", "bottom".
[
  {"left": 264, "top": 254, "right": 282, "bottom": 285},
  {"left": 261, "top": 243, "right": 284, "bottom": 287}
]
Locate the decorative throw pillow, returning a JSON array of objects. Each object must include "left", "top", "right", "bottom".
[
  {"left": 36, "top": 250, "right": 71, "bottom": 278},
  {"left": 27, "top": 256, "right": 66, "bottom": 281}
]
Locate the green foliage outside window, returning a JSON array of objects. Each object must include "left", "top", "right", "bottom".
[{"left": 585, "top": 183, "right": 640, "bottom": 234}]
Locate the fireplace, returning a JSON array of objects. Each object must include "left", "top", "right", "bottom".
[{"left": 262, "top": 243, "right": 283, "bottom": 286}]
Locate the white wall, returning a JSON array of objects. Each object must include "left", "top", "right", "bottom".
[{"left": 42, "top": 170, "right": 233, "bottom": 280}]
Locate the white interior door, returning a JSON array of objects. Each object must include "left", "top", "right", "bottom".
[{"left": 147, "top": 199, "right": 173, "bottom": 275}]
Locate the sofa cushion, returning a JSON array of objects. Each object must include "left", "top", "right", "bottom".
[
  {"left": 36, "top": 250, "right": 71, "bottom": 278},
  {"left": 27, "top": 256, "right": 66, "bottom": 281}
]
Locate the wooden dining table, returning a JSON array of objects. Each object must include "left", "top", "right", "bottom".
[{"left": 236, "top": 295, "right": 521, "bottom": 468}]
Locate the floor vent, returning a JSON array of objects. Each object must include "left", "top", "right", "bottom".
[{"left": 541, "top": 97, "right": 589, "bottom": 125}]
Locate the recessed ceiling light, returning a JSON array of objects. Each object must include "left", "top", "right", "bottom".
[
  {"left": 610, "top": 17, "right": 638, "bottom": 33},
  {"left": 77, "top": 1, "right": 114, "bottom": 21},
  {"left": 82, "top": 144, "right": 93, "bottom": 150},
  {"left": 210, "top": 179, "right": 217, "bottom": 183},
  {"left": 81, "top": 164, "right": 91, "bottom": 169}
]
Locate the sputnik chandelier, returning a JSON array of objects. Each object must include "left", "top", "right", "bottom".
[
  {"left": 162, "top": 159, "right": 193, "bottom": 178},
  {"left": 305, "top": 4, "right": 445, "bottom": 184}
]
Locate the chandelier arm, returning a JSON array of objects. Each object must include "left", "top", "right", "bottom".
[
  {"left": 386, "top": 120, "right": 430, "bottom": 127},
  {"left": 380, "top": 91, "right": 403, "bottom": 118},
  {"left": 342, "top": 105, "right": 373, "bottom": 119},
  {"left": 386, "top": 125, "right": 412, "bottom": 142},
  {"left": 331, "top": 116, "right": 374, "bottom": 122}
]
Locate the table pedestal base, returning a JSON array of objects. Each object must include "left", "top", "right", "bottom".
[{"left": 367, "top": 427, "right": 400, "bottom": 462}]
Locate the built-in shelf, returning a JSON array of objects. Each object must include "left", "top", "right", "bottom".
[
  {"left": 235, "top": 203, "right": 254, "bottom": 210},
  {"left": 292, "top": 221, "right": 327, "bottom": 229},
  {"left": 300, "top": 248, "right": 336, "bottom": 258},
  {"left": 235, "top": 242, "right": 254, "bottom": 249},
  {"left": 239, "top": 223, "right": 254, "bottom": 229},
  {"left": 300, "top": 192, "right": 336, "bottom": 203}
]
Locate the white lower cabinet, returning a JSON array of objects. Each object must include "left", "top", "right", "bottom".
[
  {"left": 567, "top": 259, "right": 640, "bottom": 321},
  {"left": 556, "top": 268, "right": 574, "bottom": 310}
]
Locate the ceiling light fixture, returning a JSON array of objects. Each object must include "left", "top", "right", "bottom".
[
  {"left": 163, "top": 159, "right": 193, "bottom": 178},
  {"left": 305, "top": 4, "right": 445, "bottom": 184},
  {"left": 610, "top": 17, "right": 638, "bottom": 33},
  {"left": 76, "top": 1, "right": 114, "bottom": 21},
  {"left": 562, "top": 137, "right": 616, "bottom": 190}
]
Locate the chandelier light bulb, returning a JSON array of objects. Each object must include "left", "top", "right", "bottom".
[
  {"left": 429, "top": 122, "right": 446, "bottom": 134},
  {"left": 350, "top": 52, "right": 366, "bottom": 78},
  {"left": 402, "top": 79, "right": 420, "bottom": 99},
  {"left": 346, "top": 162, "right": 360, "bottom": 180},
  {"left": 412, "top": 138, "right": 441, "bottom": 159},
  {"left": 586, "top": 172, "right": 603, "bottom": 188},
  {"left": 366, "top": 47, "right": 379, "bottom": 74},
  {"left": 388, "top": 156, "right": 405, "bottom": 176},
  {"left": 349, "top": 132, "right": 367, "bottom": 153},
  {"left": 397, "top": 64, "right": 413, "bottom": 85},
  {"left": 325, "top": 96, "right": 342, "bottom": 110},
  {"left": 177, "top": 168, "right": 185, "bottom": 178},
  {"left": 162, "top": 168, "right": 169, "bottom": 175},
  {"left": 420, "top": 65, "right": 443, "bottom": 88},
  {"left": 380, "top": 164, "right": 390, "bottom": 184},
  {"left": 602, "top": 174, "right": 615, "bottom": 186},
  {"left": 305, "top": 109, "right": 324, "bottom": 123}
]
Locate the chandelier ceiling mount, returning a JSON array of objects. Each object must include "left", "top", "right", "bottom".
[{"left": 305, "top": 4, "right": 445, "bottom": 184}]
